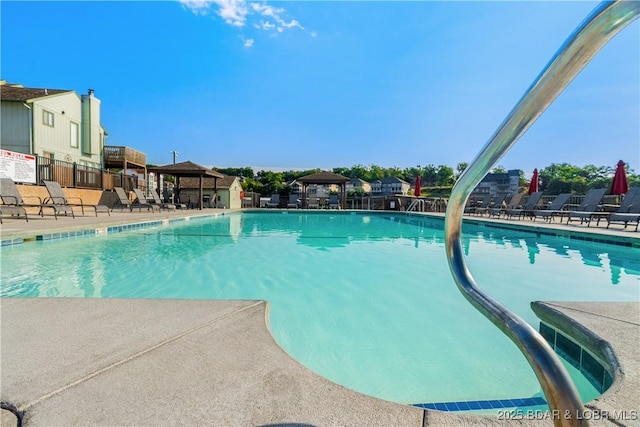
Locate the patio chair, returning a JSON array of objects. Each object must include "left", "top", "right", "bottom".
[
  {"left": 328, "top": 194, "right": 340, "bottom": 209},
  {"left": 132, "top": 189, "right": 161, "bottom": 213},
  {"left": 505, "top": 191, "right": 543, "bottom": 219},
  {"left": 307, "top": 193, "right": 320, "bottom": 209},
  {"left": 566, "top": 188, "right": 608, "bottom": 227},
  {"left": 607, "top": 187, "right": 640, "bottom": 231},
  {"left": 489, "top": 193, "right": 524, "bottom": 218},
  {"left": 265, "top": 194, "right": 280, "bottom": 208},
  {"left": 112, "top": 187, "right": 133, "bottom": 211},
  {"left": 0, "top": 178, "right": 38, "bottom": 223},
  {"left": 531, "top": 193, "right": 572, "bottom": 222},
  {"left": 475, "top": 193, "right": 508, "bottom": 217},
  {"left": 150, "top": 188, "right": 177, "bottom": 211},
  {"left": 465, "top": 193, "right": 492, "bottom": 215},
  {"left": 43, "top": 180, "right": 109, "bottom": 217},
  {"left": 287, "top": 194, "right": 300, "bottom": 209}
]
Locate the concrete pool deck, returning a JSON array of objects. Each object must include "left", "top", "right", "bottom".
[{"left": 1, "top": 208, "right": 639, "bottom": 426}]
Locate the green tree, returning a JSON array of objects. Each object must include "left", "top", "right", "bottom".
[
  {"left": 540, "top": 163, "right": 588, "bottom": 194},
  {"left": 455, "top": 162, "right": 468, "bottom": 180},
  {"left": 435, "top": 165, "right": 454, "bottom": 186},
  {"left": 424, "top": 165, "right": 438, "bottom": 186},
  {"left": 492, "top": 165, "right": 507, "bottom": 174}
]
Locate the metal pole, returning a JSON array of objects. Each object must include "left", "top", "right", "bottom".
[{"left": 444, "top": 2, "right": 638, "bottom": 426}]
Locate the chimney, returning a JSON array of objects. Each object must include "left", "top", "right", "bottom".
[{"left": 88, "top": 88, "right": 94, "bottom": 96}]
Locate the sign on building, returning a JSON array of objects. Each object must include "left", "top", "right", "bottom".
[{"left": 0, "top": 149, "right": 37, "bottom": 184}]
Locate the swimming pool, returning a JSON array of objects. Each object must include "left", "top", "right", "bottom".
[{"left": 1, "top": 211, "right": 638, "bottom": 411}]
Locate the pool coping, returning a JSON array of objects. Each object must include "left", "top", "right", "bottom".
[{"left": 2, "top": 299, "right": 638, "bottom": 426}]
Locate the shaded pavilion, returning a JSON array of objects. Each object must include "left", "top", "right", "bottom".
[
  {"left": 298, "top": 171, "right": 350, "bottom": 209},
  {"left": 148, "top": 161, "right": 224, "bottom": 210}
]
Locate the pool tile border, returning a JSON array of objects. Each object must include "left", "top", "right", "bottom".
[
  {"left": 413, "top": 396, "right": 547, "bottom": 412},
  {"left": 0, "top": 214, "right": 217, "bottom": 247},
  {"left": 539, "top": 322, "right": 613, "bottom": 394}
]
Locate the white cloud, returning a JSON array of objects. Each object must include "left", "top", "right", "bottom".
[
  {"left": 214, "top": 0, "right": 249, "bottom": 27},
  {"left": 180, "top": 0, "right": 309, "bottom": 45},
  {"left": 257, "top": 20, "right": 275, "bottom": 31},
  {"left": 179, "top": 0, "right": 248, "bottom": 26},
  {"left": 179, "top": 0, "right": 212, "bottom": 15}
]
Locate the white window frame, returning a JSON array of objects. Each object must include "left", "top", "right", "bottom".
[
  {"left": 70, "top": 121, "right": 79, "bottom": 148},
  {"left": 43, "top": 110, "right": 54, "bottom": 127}
]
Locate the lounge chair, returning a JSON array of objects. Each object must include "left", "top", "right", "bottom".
[
  {"left": 566, "top": 188, "right": 608, "bottom": 227},
  {"left": 132, "top": 189, "right": 161, "bottom": 213},
  {"left": 307, "top": 193, "right": 319, "bottom": 209},
  {"left": 265, "top": 194, "right": 280, "bottom": 208},
  {"left": 0, "top": 178, "right": 37, "bottom": 223},
  {"left": 531, "top": 193, "right": 572, "bottom": 222},
  {"left": 178, "top": 194, "right": 196, "bottom": 209},
  {"left": 328, "top": 194, "right": 340, "bottom": 209},
  {"left": 489, "top": 193, "right": 524, "bottom": 218},
  {"left": 476, "top": 193, "right": 508, "bottom": 217},
  {"left": 287, "top": 194, "right": 300, "bottom": 209},
  {"left": 607, "top": 187, "right": 640, "bottom": 231},
  {"left": 465, "top": 194, "right": 492, "bottom": 215},
  {"left": 112, "top": 187, "right": 133, "bottom": 211},
  {"left": 150, "top": 188, "right": 177, "bottom": 211},
  {"left": 43, "top": 180, "right": 109, "bottom": 217},
  {"left": 505, "top": 191, "right": 543, "bottom": 219}
]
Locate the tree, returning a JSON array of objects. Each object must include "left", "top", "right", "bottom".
[
  {"left": 423, "top": 165, "right": 438, "bottom": 186},
  {"left": 455, "top": 162, "right": 468, "bottom": 180},
  {"left": 491, "top": 165, "right": 507, "bottom": 174},
  {"left": 435, "top": 165, "right": 454, "bottom": 186},
  {"left": 540, "top": 163, "right": 588, "bottom": 194}
]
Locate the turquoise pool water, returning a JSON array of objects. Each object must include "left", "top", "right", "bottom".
[{"left": 1, "top": 212, "right": 638, "bottom": 410}]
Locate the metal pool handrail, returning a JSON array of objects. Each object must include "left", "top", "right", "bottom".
[{"left": 444, "top": 2, "right": 638, "bottom": 426}]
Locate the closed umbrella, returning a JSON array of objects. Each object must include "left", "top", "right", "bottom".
[
  {"left": 610, "top": 160, "right": 629, "bottom": 195},
  {"left": 527, "top": 168, "right": 539, "bottom": 195},
  {"left": 414, "top": 176, "right": 421, "bottom": 197}
]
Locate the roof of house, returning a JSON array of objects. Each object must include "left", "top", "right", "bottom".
[
  {"left": 481, "top": 170, "right": 521, "bottom": 182},
  {"left": 0, "top": 84, "right": 71, "bottom": 102},
  {"left": 149, "top": 161, "right": 225, "bottom": 179},
  {"left": 298, "top": 171, "right": 349, "bottom": 184},
  {"left": 348, "top": 178, "right": 370, "bottom": 185},
  {"left": 378, "top": 177, "right": 409, "bottom": 185}
]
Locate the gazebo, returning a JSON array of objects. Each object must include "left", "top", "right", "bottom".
[
  {"left": 298, "top": 171, "right": 350, "bottom": 209},
  {"left": 148, "top": 161, "right": 224, "bottom": 210}
]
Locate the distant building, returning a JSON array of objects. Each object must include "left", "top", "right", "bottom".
[
  {"left": 288, "top": 179, "right": 303, "bottom": 194},
  {"left": 474, "top": 169, "right": 521, "bottom": 196},
  {"left": 0, "top": 80, "right": 106, "bottom": 169},
  {"left": 346, "top": 177, "right": 371, "bottom": 194},
  {"left": 371, "top": 177, "right": 410, "bottom": 195}
]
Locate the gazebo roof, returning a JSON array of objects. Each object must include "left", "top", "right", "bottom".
[
  {"left": 148, "top": 161, "right": 224, "bottom": 178},
  {"left": 298, "top": 171, "right": 349, "bottom": 184}
]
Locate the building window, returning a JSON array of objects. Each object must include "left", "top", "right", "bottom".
[
  {"left": 70, "top": 122, "right": 79, "bottom": 148},
  {"left": 43, "top": 110, "right": 54, "bottom": 127}
]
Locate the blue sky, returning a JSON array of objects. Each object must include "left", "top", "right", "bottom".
[{"left": 2, "top": 1, "right": 638, "bottom": 176}]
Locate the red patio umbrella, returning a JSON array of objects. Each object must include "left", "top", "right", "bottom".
[
  {"left": 527, "top": 168, "right": 539, "bottom": 195},
  {"left": 414, "top": 176, "right": 421, "bottom": 197},
  {"left": 610, "top": 160, "right": 629, "bottom": 195}
]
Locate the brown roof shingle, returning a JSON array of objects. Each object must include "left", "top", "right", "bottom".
[{"left": 0, "top": 85, "right": 71, "bottom": 102}]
